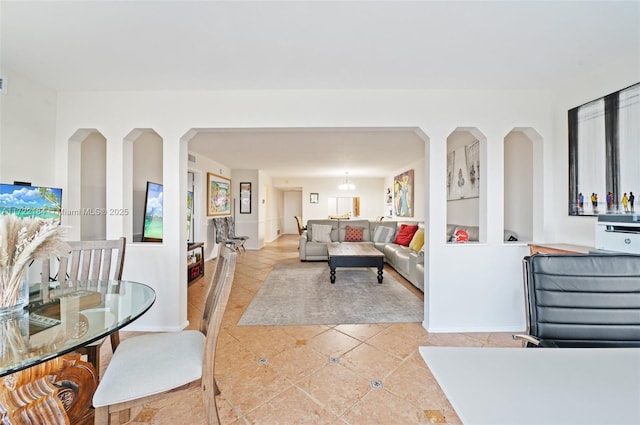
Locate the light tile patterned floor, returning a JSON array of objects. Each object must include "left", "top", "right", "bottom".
[{"left": 98, "top": 235, "right": 521, "bottom": 424}]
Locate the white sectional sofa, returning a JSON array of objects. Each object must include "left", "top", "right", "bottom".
[{"left": 298, "top": 219, "right": 424, "bottom": 291}]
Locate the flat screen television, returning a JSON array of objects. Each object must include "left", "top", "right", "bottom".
[
  {"left": 187, "top": 190, "right": 194, "bottom": 242},
  {"left": 0, "top": 183, "right": 63, "bottom": 222},
  {"left": 142, "top": 181, "right": 163, "bottom": 242}
]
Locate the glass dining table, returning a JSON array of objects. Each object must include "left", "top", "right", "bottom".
[{"left": 0, "top": 279, "right": 156, "bottom": 425}]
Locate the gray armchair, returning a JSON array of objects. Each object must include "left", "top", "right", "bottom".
[{"left": 514, "top": 253, "right": 640, "bottom": 348}]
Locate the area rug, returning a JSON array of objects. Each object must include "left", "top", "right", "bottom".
[{"left": 237, "top": 262, "right": 424, "bottom": 326}]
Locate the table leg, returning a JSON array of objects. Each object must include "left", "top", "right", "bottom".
[
  {"left": 377, "top": 266, "right": 383, "bottom": 283},
  {"left": 330, "top": 267, "right": 336, "bottom": 283}
]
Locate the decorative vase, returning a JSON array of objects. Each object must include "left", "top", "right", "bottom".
[{"left": 0, "top": 266, "right": 30, "bottom": 317}]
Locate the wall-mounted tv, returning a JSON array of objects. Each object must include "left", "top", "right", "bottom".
[
  {"left": 142, "top": 181, "right": 163, "bottom": 242},
  {"left": 0, "top": 183, "right": 63, "bottom": 222}
]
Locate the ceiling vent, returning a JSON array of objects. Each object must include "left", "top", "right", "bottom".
[{"left": 188, "top": 153, "right": 196, "bottom": 163}]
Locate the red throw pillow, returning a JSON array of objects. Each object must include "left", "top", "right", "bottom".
[
  {"left": 394, "top": 224, "right": 419, "bottom": 246},
  {"left": 344, "top": 225, "right": 364, "bottom": 242}
]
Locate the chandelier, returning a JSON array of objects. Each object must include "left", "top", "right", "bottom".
[{"left": 338, "top": 172, "right": 355, "bottom": 191}]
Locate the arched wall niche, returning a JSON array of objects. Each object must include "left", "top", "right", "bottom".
[
  {"left": 446, "top": 127, "right": 487, "bottom": 243},
  {"left": 123, "top": 129, "right": 163, "bottom": 243},
  {"left": 503, "top": 127, "right": 542, "bottom": 243},
  {"left": 67, "top": 128, "right": 107, "bottom": 240}
]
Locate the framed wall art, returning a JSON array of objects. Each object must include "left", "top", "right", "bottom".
[
  {"left": 239, "top": 182, "right": 251, "bottom": 214},
  {"left": 394, "top": 169, "right": 414, "bottom": 217},
  {"left": 310, "top": 193, "right": 319, "bottom": 203},
  {"left": 447, "top": 139, "right": 480, "bottom": 201},
  {"left": 568, "top": 82, "right": 639, "bottom": 216},
  {"left": 207, "top": 172, "right": 231, "bottom": 216}
]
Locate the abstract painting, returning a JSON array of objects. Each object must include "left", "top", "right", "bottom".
[{"left": 394, "top": 169, "right": 414, "bottom": 217}]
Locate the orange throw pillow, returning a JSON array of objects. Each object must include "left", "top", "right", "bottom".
[{"left": 394, "top": 224, "right": 419, "bottom": 246}]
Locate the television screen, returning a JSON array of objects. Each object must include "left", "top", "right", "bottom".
[
  {"left": 187, "top": 190, "right": 193, "bottom": 242},
  {"left": 142, "top": 182, "right": 163, "bottom": 242},
  {"left": 0, "top": 183, "right": 63, "bottom": 222}
]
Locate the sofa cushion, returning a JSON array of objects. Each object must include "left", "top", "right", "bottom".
[
  {"left": 344, "top": 225, "right": 364, "bottom": 242},
  {"left": 311, "top": 224, "right": 333, "bottom": 242},
  {"left": 338, "top": 219, "right": 371, "bottom": 242},
  {"left": 394, "top": 224, "right": 419, "bottom": 246},
  {"left": 305, "top": 241, "right": 329, "bottom": 257},
  {"left": 409, "top": 228, "right": 425, "bottom": 251},
  {"left": 373, "top": 225, "right": 395, "bottom": 243}
]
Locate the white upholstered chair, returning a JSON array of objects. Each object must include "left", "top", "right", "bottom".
[
  {"left": 92, "top": 244, "right": 237, "bottom": 425},
  {"left": 41, "top": 237, "right": 126, "bottom": 370}
]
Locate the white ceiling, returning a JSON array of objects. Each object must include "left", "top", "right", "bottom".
[
  {"left": 2, "top": 1, "right": 638, "bottom": 178},
  {"left": 188, "top": 128, "right": 426, "bottom": 178}
]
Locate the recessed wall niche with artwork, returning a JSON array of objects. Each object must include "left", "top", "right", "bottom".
[
  {"left": 447, "top": 128, "right": 485, "bottom": 243},
  {"left": 568, "top": 82, "right": 639, "bottom": 216}
]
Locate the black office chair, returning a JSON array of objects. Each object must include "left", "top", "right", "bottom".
[{"left": 513, "top": 253, "right": 640, "bottom": 348}]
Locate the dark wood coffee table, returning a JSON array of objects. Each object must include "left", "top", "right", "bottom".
[{"left": 327, "top": 242, "right": 385, "bottom": 284}]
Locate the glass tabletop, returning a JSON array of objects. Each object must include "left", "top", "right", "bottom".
[{"left": 0, "top": 280, "right": 156, "bottom": 377}]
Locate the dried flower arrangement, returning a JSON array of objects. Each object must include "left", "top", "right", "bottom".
[{"left": 0, "top": 214, "right": 70, "bottom": 309}]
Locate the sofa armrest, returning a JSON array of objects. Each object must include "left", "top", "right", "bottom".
[{"left": 299, "top": 231, "right": 308, "bottom": 261}]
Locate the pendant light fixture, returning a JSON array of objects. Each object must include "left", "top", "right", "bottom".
[{"left": 338, "top": 172, "right": 355, "bottom": 191}]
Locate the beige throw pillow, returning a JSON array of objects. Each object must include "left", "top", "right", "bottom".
[
  {"left": 312, "top": 224, "right": 333, "bottom": 242},
  {"left": 373, "top": 226, "right": 394, "bottom": 243}
]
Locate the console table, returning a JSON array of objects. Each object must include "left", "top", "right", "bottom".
[
  {"left": 187, "top": 242, "right": 204, "bottom": 283},
  {"left": 528, "top": 243, "right": 593, "bottom": 255}
]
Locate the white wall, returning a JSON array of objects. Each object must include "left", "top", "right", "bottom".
[
  {"left": 273, "top": 176, "right": 387, "bottom": 221},
  {"left": 80, "top": 132, "right": 107, "bottom": 240},
  {"left": 283, "top": 191, "right": 302, "bottom": 235},
  {"left": 231, "top": 169, "right": 262, "bottom": 248},
  {"left": 504, "top": 131, "right": 533, "bottom": 242},
  {"left": 0, "top": 69, "right": 57, "bottom": 185},
  {"left": 4, "top": 62, "right": 637, "bottom": 332},
  {"left": 47, "top": 89, "right": 555, "bottom": 332},
  {"left": 550, "top": 56, "right": 639, "bottom": 247}
]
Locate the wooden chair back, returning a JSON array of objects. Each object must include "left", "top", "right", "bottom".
[
  {"left": 92, "top": 243, "right": 236, "bottom": 425},
  {"left": 41, "top": 237, "right": 126, "bottom": 366},
  {"left": 42, "top": 237, "right": 126, "bottom": 283},
  {"left": 295, "top": 216, "right": 306, "bottom": 235},
  {"left": 200, "top": 244, "right": 237, "bottom": 423}
]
